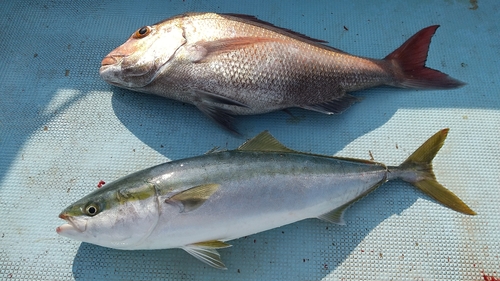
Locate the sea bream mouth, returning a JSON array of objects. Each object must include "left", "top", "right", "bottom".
[
  {"left": 56, "top": 213, "right": 86, "bottom": 234},
  {"left": 99, "top": 55, "right": 124, "bottom": 76},
  {"left": 101, "top": 55, "right": 123, "bottom": 67},
  {"left": 99, "top": 52, "right": 160, "bottom": 88},
  {"left": 98, "top": 55, "right": 129, "bottom": 87}
]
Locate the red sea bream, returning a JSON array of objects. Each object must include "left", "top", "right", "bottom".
[{"left": 99, "top": 13, "right": 464, "bottom": 132}]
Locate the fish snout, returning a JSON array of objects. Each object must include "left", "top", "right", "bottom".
[
  {"left": 57, "top": 212, "right": 86, "bottom": 233},
  {"left": 57, "top": 212, "right": 74, "bottom": 234},
  {"left": 59, "top": 212, "right": 68, "bottom": 220},
  {"left": 101, "top": 56, "right": 119, "bottom": 67},
  {"left": 101, "top": 38, "right": 140, "bottom": 67}
]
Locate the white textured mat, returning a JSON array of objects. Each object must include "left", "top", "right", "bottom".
[{"left": 1, "top": 1, "right": 499, "bottom": 280}]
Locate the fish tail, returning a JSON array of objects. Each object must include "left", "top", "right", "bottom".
[
  {"left": 384, "top": 25, "right": 465, "bottom": 89},
  {"left": 393, "top": 129, "right": 476, "bottom": 215}
]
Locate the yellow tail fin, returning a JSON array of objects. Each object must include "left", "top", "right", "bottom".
[{"left": 398, "top": 129, "right": 476, "bottom": 215}]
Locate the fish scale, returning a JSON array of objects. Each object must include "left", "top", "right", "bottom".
[{"left": 99, "top": 13, "right": 464, "bottom": 133}]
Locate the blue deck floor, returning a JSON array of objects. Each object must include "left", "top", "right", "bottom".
[{"left": 0, "top": 1, "right": 499, "bottom": 280}]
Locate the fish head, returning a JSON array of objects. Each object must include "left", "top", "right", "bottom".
[
  {"left": 99, "top": 18, "right": 187, "bottom": 88},
  {"left": 57, "top": 177, "right": 159, "bottom": 249}
]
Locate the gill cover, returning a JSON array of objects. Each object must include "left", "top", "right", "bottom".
[
  {"left": 57, "top": 179, "right": 161, "bottom": 249},
  {"left": 100, "top": 22, "right": 186, "bottom": 88}
]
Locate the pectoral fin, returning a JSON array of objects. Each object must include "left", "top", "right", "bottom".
[
  {"left": 194, "top": 89, "right": 250, "bottom": 108},
  {"left": 165, "top": 183, "right": 220, "bottom": 213},
  {"left": 194, "top": 102, "right": 239, "bottom": 134},
  {"left": 187, "top": 37, "right": 278, "bottom": 63},
  {"left": 189, "top": 89, "right": 250, "bottom": 134},
  {"left": 182, "top": 240, "right": 232, "bottom": 270}
]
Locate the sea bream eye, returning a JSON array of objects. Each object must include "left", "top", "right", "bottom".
[
  {"left": 85, "top": 204, "right": 99, "bottom": 216},
  {"left": 133, "top": 26, "right": 151, "bottom": 38}
]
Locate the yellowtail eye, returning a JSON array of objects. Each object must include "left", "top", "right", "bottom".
[
  {"left": 133, "top": 26, "right": 151, "bottom": 39},
  {"left": 85, "top": 204, "right": 99, "bottom": 216}
]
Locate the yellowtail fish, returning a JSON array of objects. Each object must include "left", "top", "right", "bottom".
[
  {"left": 99, "top": 13, "right": 465, "bottom": 133},
  {"left": 57, "top": 129, "right": 475, "bottom": 269}
]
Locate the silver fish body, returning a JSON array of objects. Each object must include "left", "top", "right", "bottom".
[
  {"left": 57, "top": 130, "right": 475, "bottom": 269},
  {"left": 99, "top": 13, "right": 464, "bottom": 132},
  {"left": 132, "top": 151, "right": 387, "bottom": 250}
]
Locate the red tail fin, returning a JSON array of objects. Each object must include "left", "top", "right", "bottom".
[{"left": 385, "top": 25, "right": 465, "bottom": 89}]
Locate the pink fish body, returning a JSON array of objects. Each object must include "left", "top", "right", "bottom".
[{"left": 99, "top": 13, "right": 464, "bottom": 132}]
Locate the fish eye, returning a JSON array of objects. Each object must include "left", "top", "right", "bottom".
[
  {"left": 133, "top": 26, "right": 151, "bottom": 39},
  {"left": 85, "top": 204, "right": 99, "bottom": 216}
]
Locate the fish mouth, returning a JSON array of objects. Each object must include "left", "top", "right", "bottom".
[
  {"left": 56, "top": 213, "right": 86, "bottom": 233},
  {"left": 101, "top": 55, "right": 124, "bottom": 67}
]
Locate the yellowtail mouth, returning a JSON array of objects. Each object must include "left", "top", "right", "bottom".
[
  {"left": 56, "top": 223, "right": 75, "bottom": 234},
  {"left": 56, "top": 213, "right": 85, "bottom": 233}
]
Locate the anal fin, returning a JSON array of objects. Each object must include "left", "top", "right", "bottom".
[
  {"left": 318, "top": 177, "right": 387, "bottom": 225},
  {"left": 318, "top": 205, "right": 348, "bottom": 225},
  {"left": 301, "top": 94, "right": 359, "bottom": 115},
  {"left": 182, "top": 240, "right": 232, "bottom": 270}
]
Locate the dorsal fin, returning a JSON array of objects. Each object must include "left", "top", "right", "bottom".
[
  {"left": 237, "top": 131, "right": 296, "bottom": 153},
  {"left": 221, "top": 13, "right": 329, "bottom": 44},
  {"left": 220, "top": 13, "right": 349, "bottom": 54}
]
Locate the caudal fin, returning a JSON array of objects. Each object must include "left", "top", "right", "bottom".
[
  {"left": 396, "top": 129, "right": 476, "bottom": 215},
  {"left": 385, "top": 26, "right": 465, "bottom": 89}
]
